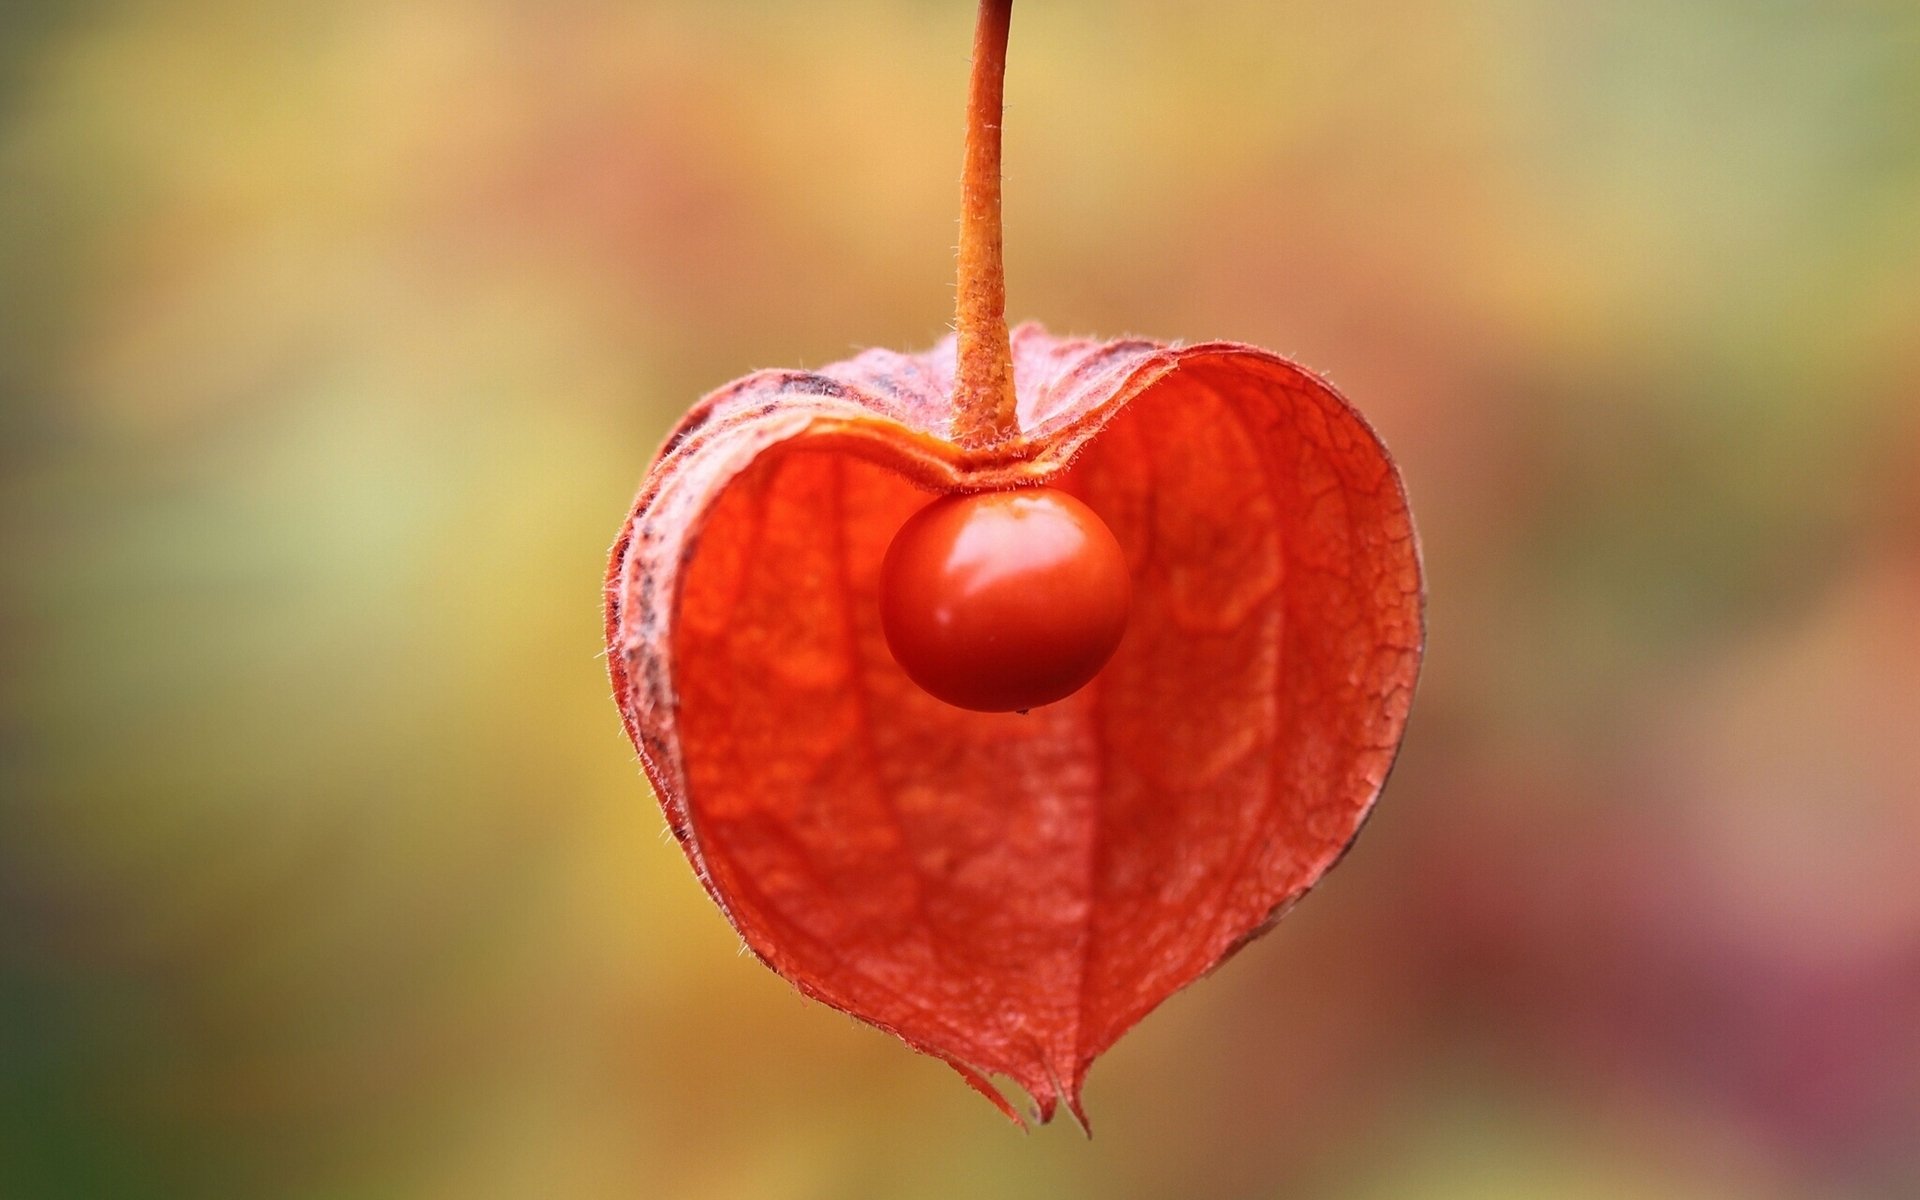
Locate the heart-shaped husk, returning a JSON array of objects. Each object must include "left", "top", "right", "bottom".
[{"left": 606, "top": 323, "right": 1423, "bottom": 1127}]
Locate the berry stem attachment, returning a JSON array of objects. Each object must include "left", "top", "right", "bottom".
[{"left": 953, "top": 0, "right": 1019, "bottom": 449}]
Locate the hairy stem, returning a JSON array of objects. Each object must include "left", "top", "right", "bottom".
[{"left": 952, "top": 0, "right": 1018, "bottom": 448}]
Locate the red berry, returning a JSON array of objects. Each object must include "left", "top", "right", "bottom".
[{"left": 879, "top": 487, "right": 1131, "bottom": 712}]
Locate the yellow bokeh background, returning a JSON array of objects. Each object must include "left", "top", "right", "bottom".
[{"left": 4, "top": 2, "right": 1918, "bottom": 1197}]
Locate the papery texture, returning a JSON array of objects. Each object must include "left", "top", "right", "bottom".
[{"left": 606, "top": 323, "right": 1422, "bottom": 1125}]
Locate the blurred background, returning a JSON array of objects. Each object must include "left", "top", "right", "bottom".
[{"left": 4, "top": 1, "right": 1918, "bottom": 1196}]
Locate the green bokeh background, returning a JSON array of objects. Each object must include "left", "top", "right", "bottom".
[{"left": 5, "top": 2, "right": 1918, "bottom": 1197}]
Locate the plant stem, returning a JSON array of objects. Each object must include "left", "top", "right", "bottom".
[{"left": 953, "top": 0, "right": 1018, "bottom": 448}]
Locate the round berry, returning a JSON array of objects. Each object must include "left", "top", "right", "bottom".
[{"left": 879, "top": 486, "right": 1130, "bottom": 712}]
